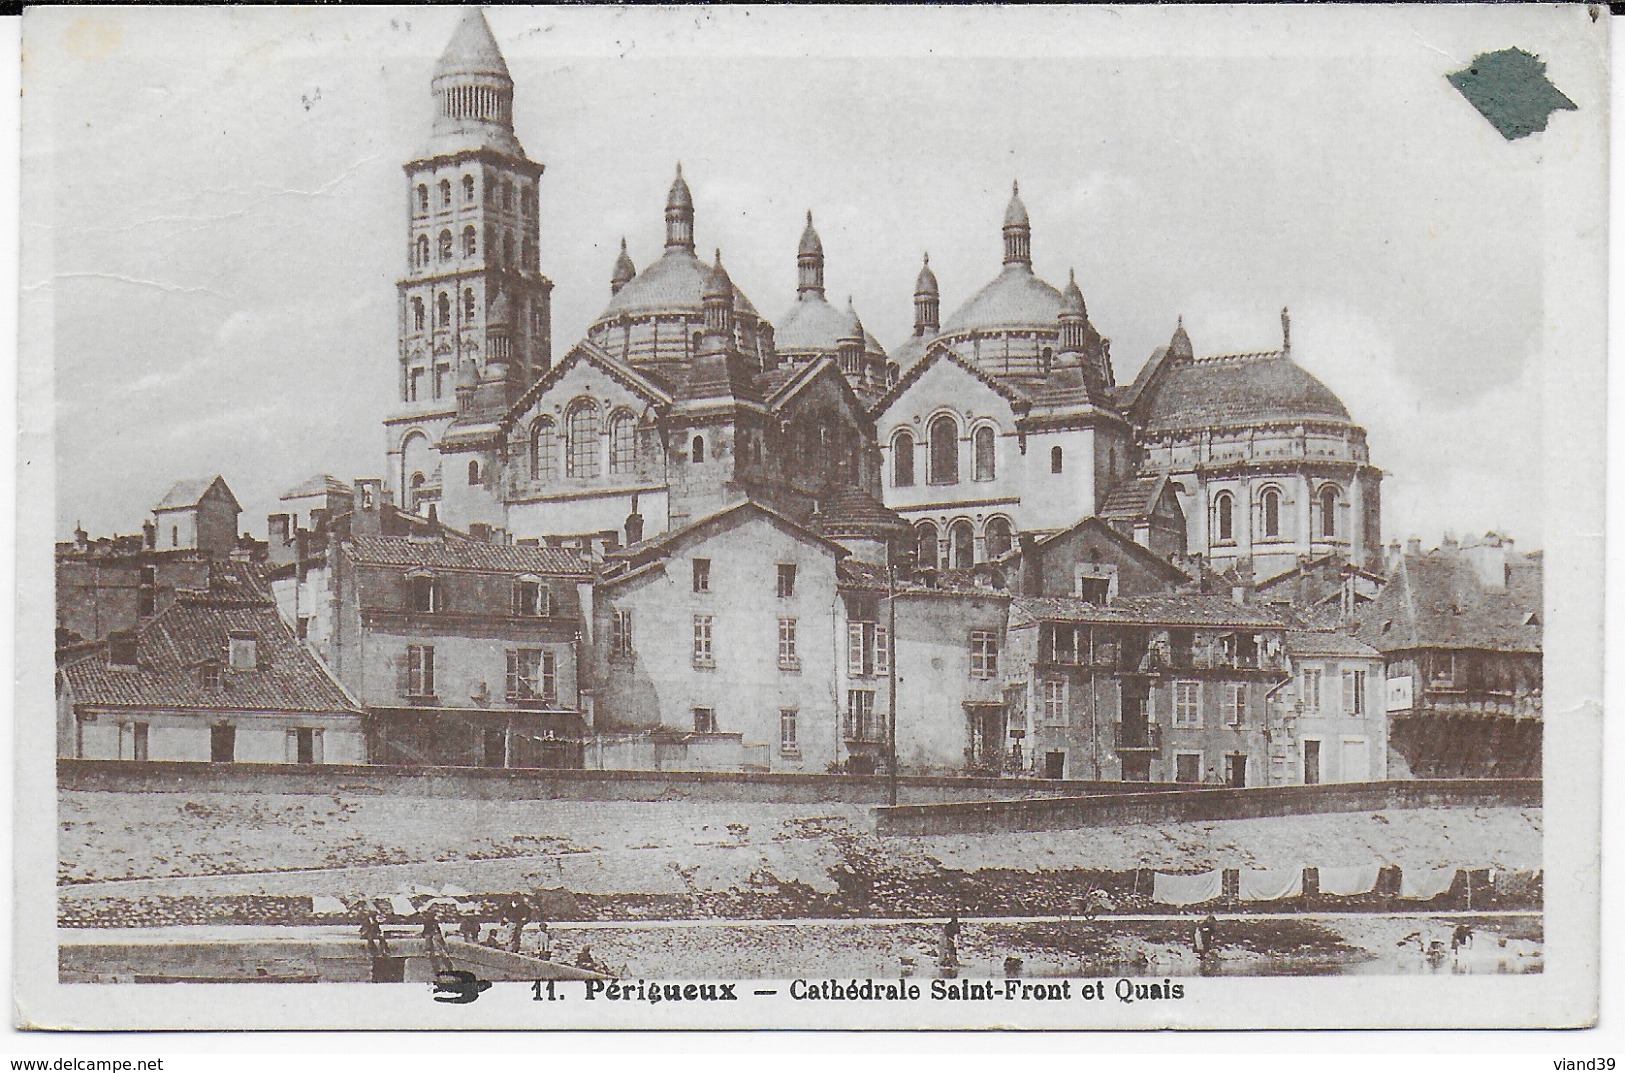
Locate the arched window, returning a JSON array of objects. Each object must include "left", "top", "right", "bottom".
[
  {"left": 416, "top": 184, "right": 428, "bottom": 215},
  {"left": 914, "top": 522, "right": 939, "bottom": 570},
  {"left": 1040, "top": 347, "right": 1053, "bottom": 374},
  {"left": 463, "top": 226, "right": 477, "bottom": 258},
  {"left": 691, "top": 435, "right": 705, "bottom": 464},
  {"left": 462, "top": 174, "right": 475, "bottom": 203},
  {"left": 892, "top": 430, "right": 915, "bottom": 487},
  {"left": 692, "top": 330, "right": 704, "bottom": 353},
  {"left": 463, "top": 289, "right": 476, "bottom": 321},
  {"left": 486, "top": 225, "right": 498, "bottom": 266},
  {"left": 523, "top": 238, "right": 536, "bottom": 270},
  {"left": 928, "top": 415, "right": 959, "bottom": 485},
  {"left": 973, "top": 425, "right": 996, "bottom": 481},
  {"left": 502, "top": 180, "right": 514, "bottom": 210},
  {"left": 411, "top": 298, "right": 424, "bottom": 332},
  {"left": 436, "top": 292, "right": 450, "bottom": 328},
  {"left": 1262, "top": 487, "right": 1281, "bottom": 538},
  {"left": 950, "top": 519, "right": 976, "bottom": 569},
  {"left": 530, "top": 418, "right": 556, "bottom": 481},
  {"left": 522, "top": 189, "right": 536, "bottom": 219},
  {"left": 985, "top": 516, "right": 1013, "bottom": 559},
  {"left": 1319, "top": 484, "right": 1340, "bottom": 538},
  {"left": 1051, "top": 446, "right": 1064, "bottom": 473},
  {"left": 416, "top": 235, "right": 429, "bottom": 267},
  {"left": 566, "top": 400, "right": 601, "bottom": 478},
  {"left": 409, "top": 472, "right": 426, "bottom": 510},
  {"left": 467, "top": 459, "right": 481, "bottom": 486},
  {"left": 609, "top": 411, "right": 637, "bottom": 473},
  {"left": 1215, "top": 491, "right": 1235, "bottom": 543},
  {"left": 438, "top": 230, "right": 453, "bottom": 261},
  {"left": 439, "top": 179, "right": 451, "bottom": 207},
  {"left": 504, "top": 232, "right": 516, "bottom": 270}
]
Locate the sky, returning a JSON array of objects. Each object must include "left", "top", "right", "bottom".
[{"left": 28, "top": 5, "right": 1605, "bottom": 549}]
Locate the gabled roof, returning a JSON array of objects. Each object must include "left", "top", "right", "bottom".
[
  {"left": 154, "top": 475, "right": 240, "bottom": 513},
  {"left": 1099, "top": 473, "right": 1179, "bottom": 521},
  {"left": 1284, "top": 629, "right": 1381, "bottom": 659},
  {"left": 343, "top": 535, "right": 593, "bottom": 577},
  {"left": 1255, "top": 552, "right": 1387, "bottom": 592},
  {"left": 1007, "top": 514, "right": 1190, "bottom": 584},
  {"left": 60, "top": 592, "right": 360, "bottom": 715},
  {"left": 676, "top": 344, "right": 765, "bottom": 406},
  {"left": 1011, "top": 593, "right": 1290, "bottom": 629},
  {"left": 500, "top": 341, "right": 673, "bottom": 433},
  {"left": 1351, "top": 550, "right": 1542, "bottom": 654},
  {"left": 602, "top": 499, "right": 848, "bottom": 583},
  {"left": 868, "top": 342, "right": 1031, "bottom": 417},
  {"left": 764, "top": 354, "right": 869, "bottom": 419}
]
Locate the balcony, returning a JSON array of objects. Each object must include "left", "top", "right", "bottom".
[{"left": 1113, "top": 722, "right": 1162, "bottom": 752}]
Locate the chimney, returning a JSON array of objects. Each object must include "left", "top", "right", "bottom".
[
  {"left": 142, "top": 520, "right": 156, "bottom": 550},
  {"left": 624, "top": 494, "right": 645, "bottom": 546},
  {"left": 1405, "top": 537, "right": 1422, "bottom": 557},
  {"left": 469, "top": 522, "right": 492, "bottom": 543},
  {"left": 1463, "top": 533, "right": 1511, "bottom": 592},
  {"left": 1016, "top": 533, "right": 1040, "bottom": 596},
  {"left": 269, "top": 514, "right": 291, "bottom": 545},
  {"left": 108, "top": 630, "right": 138, "bottom": 669},
  {"left": 353, "top": 480, "right": 383, "bottom": 537},
  {"left": 74, "top": 524, "right": 89, "bottom": 553}
]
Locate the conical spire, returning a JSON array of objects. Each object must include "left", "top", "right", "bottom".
[
  {"left": 838, "top": 296, "right": 867, "bottom": 381},
  {"left": 430, "top": 8, "right": 516, "bottom": 139},
  {"left": 610, "top": 237, "right": 636, "bottom": 294},
  {"left": 1057, "top": 269, "right": 1086, "bottom": 355},
  {"left": 435, "top": 8, "right": 511, "bottom": 80},
  {"left": 1170, "top": 315, "right": 1194, "bottom": 361},
  {"left": 1062, "top": 267, "right": 1085, "bottom": 311},
  {"left": 665, "top": 163, "right": 695, "bottom": 250},
  {"left": 913, "top": 252, "right": 940, "bottom": 337},
  {"left": 797, "top": 210, "right": 825, "bottom": 297},
  {"left": 1002, "top": 181, "right": 1032, "bottom": 267}
]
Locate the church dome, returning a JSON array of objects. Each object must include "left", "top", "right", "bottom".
[
  {"left": 1140, "top": 350, "right": 1352, "bottom": 433},
  {"left": 597, "top": 245, "right": 764, "bottom": 322},
  {"left": 939, "top": 265, "right": 1068, "bottom": 338},
  {"left": 775, "top": 293, "right": 885, "bottom": 356}
]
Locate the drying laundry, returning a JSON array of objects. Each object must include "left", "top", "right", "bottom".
[
  {"left": 1316, "top": 864, "right": 1382, "bottom": 897},
  {"left": 1490, "top": 870, "right": 1543, "bottom": 900},
  {"left": 1399, "top": 867, "right": 1459, "bottom": 900},
  {"left": 1152, "top": 869, "right": 1223, "bottom": 905},
  {"left": 1239, "top": 867, "right": 1304, "bottom": 902},
  {"left": 387, "top": 894, "right": 419, "bottom": 917},
  {"left": 310, "top": 896, "right": 349, "bottom": 916}
]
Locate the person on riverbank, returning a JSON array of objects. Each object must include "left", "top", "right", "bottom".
[
  {"left": 358, "top": 906, "right": 388, "bottom": 960},
  {"left": 1193, "top": 914, "right": 1220, "bottom": 957},
  {"left": 504, "top": 894, "right": 531, "bottom": 953}
]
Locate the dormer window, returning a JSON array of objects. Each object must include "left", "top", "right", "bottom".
[
  {"left": 198, "top": 661, "right": 223, "bottom": 689},
  {"left": 407, "top": 572, "right": 442, "bottom": 613},
  {"left": 227, "top": 632, "right": 257, "bottom": 671}
]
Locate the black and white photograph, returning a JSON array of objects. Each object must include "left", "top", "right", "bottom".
[{"left": 12, "top": 3, "right": 1609, "bottom": 1034}]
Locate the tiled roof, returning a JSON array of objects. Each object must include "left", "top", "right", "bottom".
[
  {"left": 1098, "top": 474, "right": 1169, "bottom": 520},
  {"left": 344, "top": 535, "right": 592, "bottom": 576},
  {"left": 1352, "top": 551, "right": 1542, "bottom": 654},
  {"left": 1012, "top": 594, "right": 1289, "bottom": 628},
  {"left": 604, "top": 499, "right": 849, "bottom": 580},
  {"left": 837, "top": 559, "right": 1011, "bottom": 598},
  {"left": 61, "top": 599, "right": 360, "bottom": 714},
  {"left": 1027, "top": 362, "right": 1108, "bottom": 414},
  {"left": 1138, "top": 351, "right": 1351, "bottom": 433},
  {"left": 154, "top": 475, "right": 238, "bottom": 512},
  {"left": 1284, "top": 629, "right": 1381, "bottom": 658},
  {"left": 594, "top": 246, "right": 763, "bottom": 323},
  {"left": 190, "top": 560, "right": 276, "bottom": 606},
  {"left": 810, "top": 487, "right": 910, "bottom": 536},
  {"left": 677, "top": 346, "right": 765, "bottom": 404},
  {"left": 436, "top": 8, "right": 510, "bottom": 80},
  {"left": 280, "top": 474, "right": 351, "bottom": 500},
  {"left": 939, "top": 263, "right": 1066, "bottom": 336}
]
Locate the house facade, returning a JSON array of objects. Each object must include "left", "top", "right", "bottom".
[
  {"left": 1280, "top": 630, "right": 1388, "bottom": 784},
  {"left": 324, "top": 533, "right": 594, "bottom": 768},
  {"left": 58, "top": 561, "right": 363, "bottom": 764}
]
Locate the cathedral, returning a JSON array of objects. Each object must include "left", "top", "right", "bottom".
[{"left": 383, "top": 10, "right": 1383, "bottom": 581}]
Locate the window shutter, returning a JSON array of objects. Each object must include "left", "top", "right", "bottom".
[
  {"left": 505, "top": 650, "right": 519, "bottom": 698},
  {"left": 874, "top": 626, "right": 889, "bottom": 675},
  {"left": 848, "top": 623, "right": 865, "bottom": 677},
  {"left": 511, "top": 583, "right": 524, "bottom": 617},
  {"left": 424, "top": 646, "right": 436, "bottom": 695},
  {"left": 1342, "top": 671, "right": 1355, "bottom": 715},
  {"left": 285, "top": 729, "right": 298, "bottom": 763},
  {"left": 395, "top": 652, "right": 411, "bottom": 698},
  {"left": 542, "top": 650, "right": 557, "bottom": 700}
]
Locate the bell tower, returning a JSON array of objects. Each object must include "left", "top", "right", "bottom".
[{"left": 384, "top": 8, "right": 554, "bottom": 514}]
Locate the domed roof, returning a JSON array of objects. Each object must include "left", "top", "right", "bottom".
[
  {"left": 1003, "top": 181, "right": 1030, "bottom": 228},
  {"left": 798, "top": 211, "right": 823, "bottom": 257},
  {"left": 939, "top": 264, "right": 1067, "bottom": 337},
  {"left": 775, "top": 293, "right": 885, "bottom": 356},
  {"left": 1140, "top": 351, "right": 1352, "bottom": 433},
  {"left": 667, "top": 164, "right": 694, "bottom": 211},
  {"left": 1062, "top": 268, "right": 1085, "bottom": 312},
  {"left": 703, "top": 249, "right": 733, "bottom": 302},
  {"left": 914, "top": 253, "right": 938, "bottom": 296},
  {"left": 595, "top": 245, "right": 763, "bottom": 323},
  {"left": 435, "top": 8, "right": 511, "bottom": 82}
]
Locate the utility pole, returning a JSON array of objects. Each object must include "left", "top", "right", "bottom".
[{"left": 887, "top": 563, "right": 899, "bottom": 807}]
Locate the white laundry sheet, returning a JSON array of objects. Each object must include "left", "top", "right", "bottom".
[
  {"left": 310, "top": 896, "right": 350, "bottom": 916},
  {"left": 1316, "top": 864, "right": 1382, "bottom": 897},
  {"left": 1399, "top": 867, "right": 1459, "bottom": 900},
  {"left": 1238, "top": 867, "right": 1304, "bottom": 902},
  {"left": 1151, "top": 869, "right": 1223, "bottom": 905}
]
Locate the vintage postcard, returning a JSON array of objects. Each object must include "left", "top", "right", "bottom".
[{"left": 14, "top": 4, "right": 1607, "bottom": 1031}]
